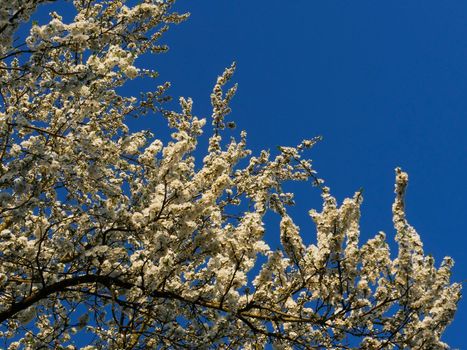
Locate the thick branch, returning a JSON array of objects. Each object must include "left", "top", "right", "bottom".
[
  {"left": 0, "top": 273, "right": 328, "bottom": 328},
  {"left": 0, "top": 274, "right": 133, "bottom": 323}
]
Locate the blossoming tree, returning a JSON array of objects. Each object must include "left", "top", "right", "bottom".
[{"left": 0, "top": 0, "right": 461, "bottom": 349}]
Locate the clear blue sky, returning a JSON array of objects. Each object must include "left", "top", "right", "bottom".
[
  {"left": 28, "top": 0, "right": 466, "bottom": 347},
  {"left": 150, "top": 1, "right": 466, "bottom": 347}
]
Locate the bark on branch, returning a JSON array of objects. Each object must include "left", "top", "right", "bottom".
[{"left": 0, "top": 274, "right": 133, "bottom": 323}]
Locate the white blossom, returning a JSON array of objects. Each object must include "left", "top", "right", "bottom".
[{"left": 0, "top": 0, "right": 459, "bottom": 348}]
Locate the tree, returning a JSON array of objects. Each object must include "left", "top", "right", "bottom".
[{"left": 0, "top": 0, "right": 461, "bottom": 349}]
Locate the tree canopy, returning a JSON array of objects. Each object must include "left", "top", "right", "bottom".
[{"left": 0, "top": 1, "right": 460, "bottom": 349}]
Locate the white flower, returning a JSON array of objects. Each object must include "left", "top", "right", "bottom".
[{"left": 124, "top": 65, "right": 139, "bottom": 79}]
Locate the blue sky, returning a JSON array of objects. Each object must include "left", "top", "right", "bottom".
[
  {"left": 152, "top": 1, "right": 466, "bottom": 347},
  {"left": 25, "top": 0, "right": 466, "bottom": 347}
]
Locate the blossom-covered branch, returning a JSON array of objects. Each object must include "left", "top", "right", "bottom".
[{"left": 0, "top": 0, "right": 460, "bottom": 349}]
